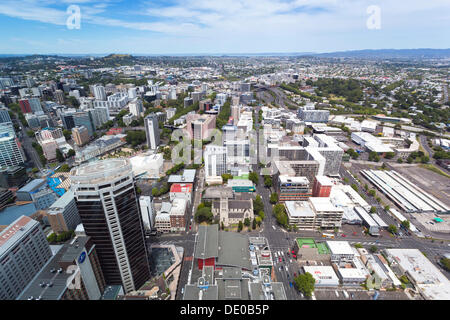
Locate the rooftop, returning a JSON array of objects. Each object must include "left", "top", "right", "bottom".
[
  {"left": 326, "top": 241, "right": 354, "bottom": 256},
  {"left": 310, "top": 197, "right": 344, "bottom": 213},
  {"left": 0, "top": 216, "right": 37, "bottom": 256},
  {"left": 194, "top": 225, "right": 219, "bottom": 260}
]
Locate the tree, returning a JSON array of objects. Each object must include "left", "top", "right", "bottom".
[
  {"left": 384, "top": 152, "right": 395, "bottom": 159},
  {"left": 31, "top": 167, "right": 39, "bottom": 173},
  {"left": 440, "top": 258, "right": 450, "bottom": 272},
  {"left": 58, "top": 164, "right": 70, "bottom": 172},
  {"left": 401, "top": 220, "right": 410, "bottom": 230},
  {"left": 368, "top": 189, "right": 376, "bottom": 197},
  {"left": 369, "top": 245, "right": 378, "bottom": 253},
  {"left": 252, "top": 219, "right": 257, "bottom": 230},
  {"left": 258, "top": 210, "right": 265, "bottom": 220},
  {"left": 397, "top": 158, "right": 403, "bottom": 163},
  {"left": 294, "top": 273, "right": 315, "bottom": 297},
  {"left": 221, "top": 173, "right": 233, "bottom": 183},
  {"left": 47, "top": 233, "right": 57, "bottom": 243},
  {"left": 255, "top": 216, "right": 262, "bottom": 226},
  {"left": 56, "top": 149, "right": 64, "bottom": 162},
  {"left": 273, "top": 204, "right": 288, "bottom": 227},
  {"left": 354, "top": 243, "right": 363, "bottom": 248},
  {"left": 63, "top": 129, "right": 72, "bottom": 141},
  {"left": 388, "top": 224, "right": 398, "bottom": 235},
  {"left": 244, "top": 218, "right": 251, "bottom": 227},
  {"left": 67, "top": 149, "right": 75, "bottom": 158},
  {"left": 264, "top": 176, "right": 272, "bottom": 188},
  {"left": 384, "top": 205, "right": 390, "bottom": 211},
  {"left": 195, "top": 207, "right": 213, "bottom": 223},
  {"left": 369, "top": 151, "right": 380, "bottom": 162},
  {"left": 270, "top": 193, "right": 278, "bottom": 204},
  {"left": 238, "top": 221, "right": 243, "bottom": 232},
  {"left": 125, "top": 130, "right": 146, "bottom": 147},
  {"left": 253, "top": 195, "right": 264, "bottom": 215},
  {"left": 346, "top": 148, "right": 359, "bottom": 160},
  {"left": 370, "top": 206, "right": 377, "bottom": 213},
  {"left": 351, "top": 184, "right": 358, "bottom": 192},
  {"left": 420, "top": 155, "right": 430, "bottom": 164},
  {"left": 249, "top": 172, "right": 259, "bottom": 185}
]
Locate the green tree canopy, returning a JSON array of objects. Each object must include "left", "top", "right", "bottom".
[
  {"left": 294, "top": 273, "right": 316, "bottom": 297},
  {"left": 195, "top": 207, "right": 213, "bottom": 224}
]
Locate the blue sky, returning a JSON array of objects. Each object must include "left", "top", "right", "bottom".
[{"left": 1, "top": 0, "right": 449, "bottom": 54}]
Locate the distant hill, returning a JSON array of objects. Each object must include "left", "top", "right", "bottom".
[{"left": 311, "top": 49, "right": 450, "bottom": 59}]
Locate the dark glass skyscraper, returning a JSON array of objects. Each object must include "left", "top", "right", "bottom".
[{"left": 70, "top": 159, "right": 150, "bottom": 293}]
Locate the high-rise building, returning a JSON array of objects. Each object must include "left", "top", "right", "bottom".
[
  {"left": 231, "top": 105, "right": 240, "bottom": 123},
  {"left": 93, "top": 85, "right": 107, "bottom": 101},
  {"left": 18, "top": 99, "right": 32, "bottom": 113},
  {"left": 0, "top": 216, "right": 53, "bottom": 300},
  {"left": 71, "top": 159, "right": 150, "bottom": 293},
  {"left": 128, "top": 98, "right": 144, "bottom": 118},
  {"left": 204, "top": 145, "right": 227, "bottom": 177},
  {"left": 144, "top": 113, "right": 160, "bottom": 150},
  {"left": 186, "top": 114, "right": 216, "bottom": 140},
  {"left": 72, "top": 126, "right": 90, "bottom": 146},
  {"left": 0, "top": 122, "right": 16, "bottom": 138},
  {"left": 87, "top": 107, "right": 109, "bottom": 129},
  {"left": 17, "top": 236, "right": 106, "bottom": 300},
  {"left": 312, "top": 176, "right": 333, "bottom": 198},
  {"left": 73, "top": 112, "right": 94, "bottom": 137},
  {"left": 0, "top": 131, "right": 25, "bottom": 167},
  {"left": 55, "top": 90, "right": 65, "bottom": 105},
  {"left": 0, "top": 107, "right": 11, "bottom": 123},
  {"left": 61, "top": 111, "right": 76, "bottom": 131},
  {"left": 128, "top": 87, "right": 137, "bottom": 99}
]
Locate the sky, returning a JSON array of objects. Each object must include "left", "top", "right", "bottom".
[{"left": 1, "top": 0, "right": 449, "bottom": 55}]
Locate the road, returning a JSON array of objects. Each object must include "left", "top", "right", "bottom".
[{"left": 17, "top": 121, "right": 43, "bottom": 170}]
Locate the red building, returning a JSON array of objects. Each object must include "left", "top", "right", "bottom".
[
  {"left": 312, "top": 176, "right": 333, "bottom": 198},
  {"left": 19, "top": 99, "right": 32, "bottom": 113}
]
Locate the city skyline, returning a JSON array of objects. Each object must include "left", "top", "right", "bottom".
[{"left": 0, "top": 0, "right": 449, "bottom": 54}]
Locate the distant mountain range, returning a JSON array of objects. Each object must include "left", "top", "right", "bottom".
[{"left": 1, "top": 49, "right": 450, "bottom": 59}]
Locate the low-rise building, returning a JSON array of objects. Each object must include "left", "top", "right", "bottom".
[
  {"left": 169, "top": 183, "right": 193, "bottom": 204},
  {"left": 303, "top": 266, "right": 340, "bottom": 287}
]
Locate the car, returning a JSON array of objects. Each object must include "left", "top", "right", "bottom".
[
  {"left": 189, "top": 226, "right": 191, "bottom": 230},
  {"left": 341, "top": 234, "right": 347, "bottom": 237},
  {"left": 293, "top": 254, "right": 297, "bottom": 259},
  {"left": 353, "top": 232, "right": 357, "bottom": 236},
  {"left": 279, "top": 257, "right": 282, "bottom": 262},
  {"left": 294, "top": 272, "right": 297, "bottom": 277},
  {"left": 287, "top": 252, "right": 290, "bottom": 257}
]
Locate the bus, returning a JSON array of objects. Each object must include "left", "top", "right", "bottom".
[{"left": 322, "top": 233, "right": 335, "bottom": 239}]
